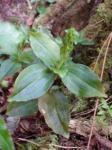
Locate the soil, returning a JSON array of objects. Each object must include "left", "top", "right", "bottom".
[{"left": 0, "top": 0, "right": 30, "bottom": 23}]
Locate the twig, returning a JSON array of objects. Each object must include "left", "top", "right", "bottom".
[
  {"left": 100, "top": 34, "right": 112, "bottom": 80},
  {"left": 87, "top": 98, "right": 99, "bottom": 150},
  {"left": 87, "top": 32, "right": 112, "bottom": 150},
  {"left": 26, "top": 0, "right": 32, "bottom": 9},
  {"left": 93, "top": 35, "right": 110, "bottom": 72},
  {"left": 72, "top": 96, "right": 112, "bottom": 117},
  {"left": 88, "top": 19, "right": 104, "bottom": 28},
  {"left": 50, "top": 144, "right": 83, "bottom": 149},
  {"left": 18, "top": 138, "right": 83, "bottom": 149}
]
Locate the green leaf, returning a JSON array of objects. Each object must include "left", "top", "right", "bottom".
[
  {"left": 0, "top": 59, "right": 21, "bottom": 80},
  {"left": 38, "top": 91, "right": 70, "bottom": 138},
  {"left": 16, "top": 50, "right": 37, "bottom": 64},
  {"left": 74, "top": 31, "right": 94, "bottom": 45},
  {"left": 0, "top": 60, "right": 3, "bottom": 65},
  {"left": 7, "top": 99, "right": 38, "bottom": 117},
  {"left": 30, "top": 29, "right": 60, "bottom": 68},
  {"left": 0, "top": 21, "right": 25, "bottom": 55},
  {"left": 0, "top": 118, "right": 15, "bottom": 150},
  {"left": 59, "top": 61, "right": 106, "bottom": 97},
  {"left": 37, "top": 6, "right": 47, "bottom": 14},
  {"left": 108, "top": 108, "right": 112, "bottom": 117},
  {"left": 46, "top": 0, "right": 56, "bottom": 3},
  {"left": 0, "top": 51, "right": 5, "bottom": 55},
  {"left": 77, "top": 39, "right": 94, "bottom": 45},
  {"left": 100, "top": 98, "right": 109, "bottom": 109},
  {"left": 9, "top": 63, "right": 55, "bottom": 102}
]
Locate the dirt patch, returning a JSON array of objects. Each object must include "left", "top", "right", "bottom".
[{"left": 0, "top": 0, "right": 30, "bottom": 23}]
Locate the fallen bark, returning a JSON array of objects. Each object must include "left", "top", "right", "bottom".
[
  {"left": 69, "top": 118, "right": 112, "bottom": 137},
  {"left": 95, "top": 132, "right": 112, "bottom": 150},
  {"left": 69, "top": 118, "right": 112, "bottom": 149},
  {"left": 36, "top": 0, "right": 102, "bottom": 35}
]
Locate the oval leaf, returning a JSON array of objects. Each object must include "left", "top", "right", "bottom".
[
  {"left": 9, "top": 63, "right": 55, "bottom": 101},
  {"left": 59, "top": 61, "right": 106, "bottom": 97},
  {"left": 0, "top": 118, "right": 15, "bottom": 150},
  {"left": 0, "top": 59, "right": 21, "bottom": 80},
  {"left": 38, "top": 91, "right": 70, "bottom": 138},
  {"left": 7, "top": 99, "right": 38, "bottom": 117},
  {"left": 30, "top": 30, "right": 60, "bottom": 68},
  {"left": 0, "top": 21, "right": 25, "bottom": 55}
]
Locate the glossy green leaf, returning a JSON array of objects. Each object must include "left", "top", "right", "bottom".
[
  {"left": 74, "top": 31, "right": 94, "bottom": 45},
  {"left": 9, "top": 63, "right": 55, "bottom": 102},
  {"left": 38, "top": 91, "right": 70, "bottom": 138},
  {"left": 16, "top": 50, "right": 37, "bottom": 64},
  {"left": 30, "top": 30, "right": 60, "bottom": 68},
  {"left": 7, "top": 99, "right": 38, "bottom": 117},
  {"left": 0, "top": 118, "right": 15, "bottom": 150},
  {"left": 0, "top": 21, "right": 25, "bottom": 55},
  {"left": 0, "top": 59, "right": 21, "bottom": 80},
  {"left": 77, "top": 39, "right": 94, "bottom": 45},
  {"left": 59, "top": 61, "right": 106, "bottom": 97}
]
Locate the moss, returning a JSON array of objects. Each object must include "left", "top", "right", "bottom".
[
  {"left": 84, "top": 0, "right": 112, "bottom": 44},
  {"left": 97, "top": 0, "right": 112, "bottom": 25}
]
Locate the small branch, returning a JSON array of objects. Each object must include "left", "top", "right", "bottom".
[
  {"left": 18, "top": 138, "right": 83, "bottom": 149},
  {"left": 87, "top": 98, "right": 99, "bottom": 150},
  {"left": 100, "top": 33, "right": 112, "bottom": 80},
  {"left": 50, "top": 144, "right": 83, "bottom": 149},
  {"left": 93, "top": 35, "right": 110, "bottom": 72}
]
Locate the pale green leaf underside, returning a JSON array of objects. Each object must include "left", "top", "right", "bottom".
[
  {"left": 0, "top": 118, "right": 15, "bottom": 150},
  {"left": 38, "top": 91, "right": 70, "bottom": 138},
  {"left": 7, "top": 99, "right": 38, "bottom": 117},
  {"left": 9, "top": 63, "right": 55, "bottom": 101},
  {"left": 30, "top": 31, "right": 60, "bottom": 68},
  {"left": 0, "top": 59, "right": 21, "bottom": 80},
  {"left": 60, "top": 62, "right": 106, "bottom": 97},
  {"left": 0, "top": 21, "right": 25, "bottom": 55}
]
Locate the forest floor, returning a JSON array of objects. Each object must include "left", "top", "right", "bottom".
[{"left": 0, "top": 0, "right": 112, "bottom": 150}]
